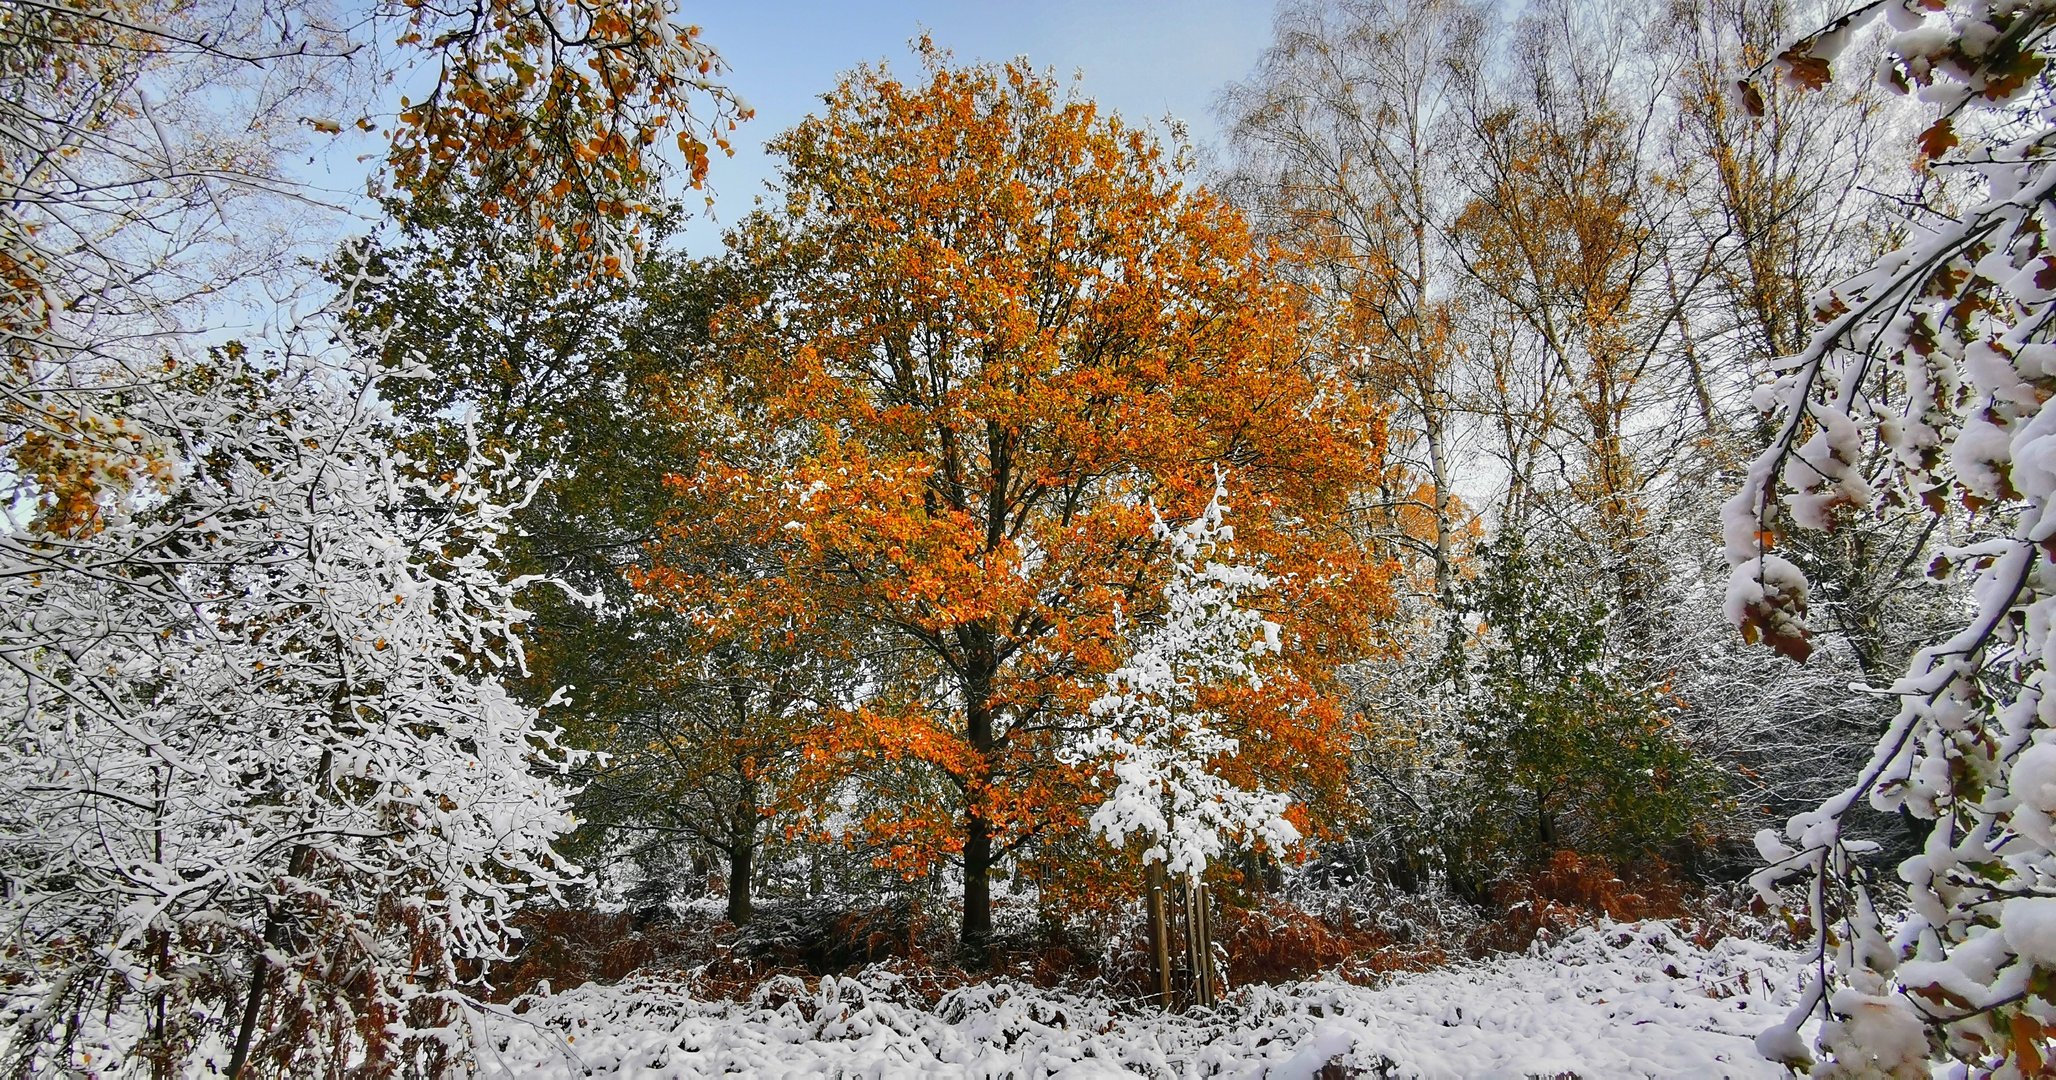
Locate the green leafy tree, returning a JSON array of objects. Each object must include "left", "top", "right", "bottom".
[
  {"left": 335, "top": 198, "right": 823, "bottom": 923},
  {"left": 1435, "top": 538, "right": 1718, "bottom": 890}
]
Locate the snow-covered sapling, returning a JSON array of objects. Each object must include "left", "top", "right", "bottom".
[{"left": 1076, "top": 475, "right": 1302, "bottom": 881}]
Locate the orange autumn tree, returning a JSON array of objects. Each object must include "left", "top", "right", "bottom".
[{"left": 646, "top": 50, "right": 1398, "bottom": 957}]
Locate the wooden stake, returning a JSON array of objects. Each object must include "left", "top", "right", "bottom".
[
  {"left": 1182, "top": 875, "right": 1206, "bottom": 1009},
  {"left": 1146, "top": 861, "right": 1173, "bottom": 1009}
]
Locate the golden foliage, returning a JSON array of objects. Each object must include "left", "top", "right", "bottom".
[{"left": 643, "top": 51, "right": 1402, "bottom": 919}]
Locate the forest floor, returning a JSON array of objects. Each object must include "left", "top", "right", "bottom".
[{"left": 469, "top": 920, "right": 1804, "bottom": 1079}]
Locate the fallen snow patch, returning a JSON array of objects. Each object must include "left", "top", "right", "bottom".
[{"left": 470, "top": 921, "right": 1804, "bottom": 1079}]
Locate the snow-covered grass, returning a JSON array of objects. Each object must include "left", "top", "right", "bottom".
[{"left": 467, "top": 921, "right": 1804, "bottom": 1079}]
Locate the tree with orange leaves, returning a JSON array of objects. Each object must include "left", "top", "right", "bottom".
[{"left": 646, "top": 47, "right": 1398, "bottom": 959}]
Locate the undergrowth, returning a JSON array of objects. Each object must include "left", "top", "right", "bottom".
[{"left": 490, "top": 850, "right": 1759, "bottom": 1007}]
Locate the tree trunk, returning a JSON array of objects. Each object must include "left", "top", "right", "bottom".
[
  {"left": 1424, "top": 397, "right": 1455, "bottom": 607},
  {"left": 228, "top": 838, "right": 313, "bottom": 1080},
  {"left": 226, "top": 903, "right": 282, "bottom": 1080},
  {"left": 1146, "top": 862, "right": 1173, "bottom": 1009},
  {"left": 961, "top": 664, "right": 998, "bottom": 962},
  {"left": 726, "top": 842, "right": 755, "bottom": 926},
  {"left": 230, "top": 743, "right": 328, "bottom": 1079},
  {"left": 1182, "top": 876, "right": 1214, "bottom": 1009},
  {"left": 962, "top": 812, "right": 993, "bottom": 962},
  {"left": 727, "top": 766, "right": 759, "bottom": 925}
]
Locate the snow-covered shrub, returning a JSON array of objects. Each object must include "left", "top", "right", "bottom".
[{"left": 0, "top": 278, "right": 581, "bottom": 1074}]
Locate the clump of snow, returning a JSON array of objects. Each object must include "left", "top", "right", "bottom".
[
  {"left": 1723, "top": 553, "right": 1808, "bottom": 628},
  {"left": 2011, "top": 742, "right": 2056, "bottom": 850},
  {"left": 2000, "top": 896, "right": 2056, "bottom": 968},
  {"left": 1787, "top": 409, "right": 1872, "bottom": 528},
  {"left": 1948, "top": 415, "right": 2015, "bottom": 500},
  {"left": 469, "top": 921, "right": 1806, "bottom": 1079},
  {"left": 1816, "top": 986, "right": 1931, "bottom": 1079}
]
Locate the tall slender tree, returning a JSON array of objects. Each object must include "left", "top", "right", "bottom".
[{"left": 1223, "top": 0, "right": 1484, "bottom": 605}]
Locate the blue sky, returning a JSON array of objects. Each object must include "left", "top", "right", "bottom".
[{"left": 673, "top": 1, "right": 1277, "bottom": 254}]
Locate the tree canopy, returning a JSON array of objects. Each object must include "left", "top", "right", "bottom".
[{"left": 641, "top": 49, "right": 1400, "bottom": 954}]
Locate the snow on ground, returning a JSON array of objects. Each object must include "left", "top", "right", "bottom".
[{"left": 469, "top": 921, "right": 1804, "bottom": 1079}]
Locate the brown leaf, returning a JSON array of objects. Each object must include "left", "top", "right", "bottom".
[
  {"left": 1740, "top": 606, "right": 1812, "bottom": 663},
  {"left": 1766, "top": 628, "right": 1812, "bottom": 663},
  {"left": 1778, "top": 50, "right": 1833, "bottom": 90},
  {"left": 2034, "top": 256, "right": 2056, "bottom": 292},
  {"left": 1736, "top": 80, "right": 1766, "bottom": 118},
  {"left": 2011, "top": 1014, "right": 2044, "bottom": 1076},
  {"left": 1917, "top": 118, "right": 1957, "bottom": 162}
]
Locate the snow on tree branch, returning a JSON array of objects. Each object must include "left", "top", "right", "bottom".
[
  {"left": 0, "top": 256, "right": 584, "bottom": 1074},
  {"left": 1729, "top": 1, "right": 2056, "bottom": 1072}
]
